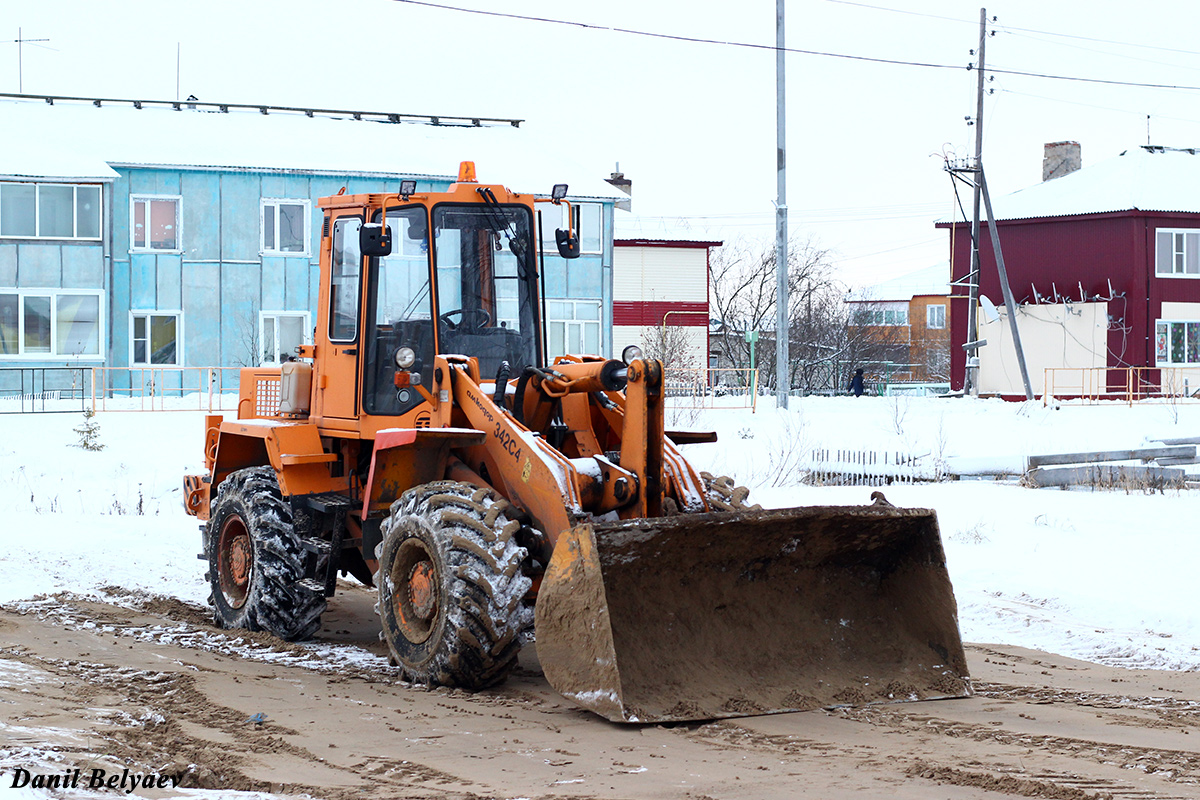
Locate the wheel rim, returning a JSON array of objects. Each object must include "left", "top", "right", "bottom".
[
  {"left": 391, "top": 539, "right": 440, "bottom": 644},
  {"left": 217, "top": 514, "right": 253, "bottom": 609}
]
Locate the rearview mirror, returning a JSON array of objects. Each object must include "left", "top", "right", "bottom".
[
  {"left": 360, "top": 222, "right": 392, "bottom": 257},
  {"left": 555, "top": 229, "right": 580, "bottom": 259}
]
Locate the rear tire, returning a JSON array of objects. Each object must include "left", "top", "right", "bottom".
[
  {"left": 376, "top": 481, "right": 532, "bottom": 689},
  {"left": 205, "top": 467, "right": 325, "bottom": 640}
]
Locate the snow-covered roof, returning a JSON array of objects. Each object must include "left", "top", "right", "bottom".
[
  {"left": 0, "top": 135, "right": 119, "bottom": 181},
  {"left": 0, "top": 98, "right": 624, "bottom": 200},
  {"left": 846, "top": 262, "right": 950, "bottom": 302},
  {"left": 939, "top": 146, "right": 1200, "bottom": 223}
]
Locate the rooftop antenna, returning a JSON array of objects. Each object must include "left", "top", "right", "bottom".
[
  {"left": 1147, "top": 114, "right": 1151, "bottom": 146},
  {"left": 176, "top": 43, "right": 180, "bottom": 103},
  {"left": 12, "top": 28, "right": 51, "bottom": 93}
]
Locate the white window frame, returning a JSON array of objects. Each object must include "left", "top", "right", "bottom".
[
  {"left": 1155, "top": 228, "right": 1200, "bottom": 278},
  {"left": 926, "top": 304, "right": 946, "bottom": 329},
  {"left": 0, "top": 289, "right": 106, "bottom": 359},
  {"left": 129, "top": 194, "right": 183, "bottom": 253},
  {"left": 1155, "top": 319, "right": 1200, "bottom": 366},
  {"left": 0, "top": 181, "right": 103, "bottom": 240},
  {"left": 571, "top": 203, "right": 603, "bottom": 255},
  {"left": 260, "top": 198, "right": 312, "bottom": 257},
  {"left": 259, "top": 310, "right": 312, "bottom": 365},
  {"left": 129, "top": 310, "right": 183, "bottom": 366},
  {"left": 545, "top": 298, "right": 602, "bottom": 359},
  {"left": 850, "top": 302, "right": 908, "bottom": 327}
]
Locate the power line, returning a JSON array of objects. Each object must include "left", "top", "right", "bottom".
[
  {"left": 999, "top": 87, "right": 1200, "bottom": 126},
  {"left": 982, "top": 63, "right": 1200, "bottom": 92},
  {"left": 998, "top": 27, "right": 1200, "bottom": 75},
  {"left": 391, "top": 0, "right": 1200, "bottom": 93},
  {"left": 821, "top": 0, "right": 975, "bottom": 27},
  {"left": 389, "top": 0, "right": 966, "bottom": 71},
  {"left": 825, "top": 0, "right": 1200, "bottom": 59}
]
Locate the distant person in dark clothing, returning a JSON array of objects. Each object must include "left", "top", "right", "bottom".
[{"left": 849, "top": 368, "right": 865, "bottom": 397}]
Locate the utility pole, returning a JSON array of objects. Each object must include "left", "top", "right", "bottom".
[
  {"left": 979, "top": 168, "right": 1034, "bottom": 400},
  {"left": 775, "top": 0, "right": 789, "bottom": 408},
  {"left": 965, "top": 8, "right": 987, "bottom": 396}
]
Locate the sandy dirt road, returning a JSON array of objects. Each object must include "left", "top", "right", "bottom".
[{"left": 1, "top": 585, "right": 1198, "bottom": 800}]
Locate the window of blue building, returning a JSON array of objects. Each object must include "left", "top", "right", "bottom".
[
  {"left": 0, "top": 182, "right": 102, "bottom": 240},
  {"left": 261, "top": 311, "right": 310, "bottom": 364},
  {"left": 130, "top": 311, "right": 181, "bottom": 365},
  {"left": 0, "top": 290, "right": 103, "bottom": 357},
  {"left": 130, "top": 195, "right": 181, "bottom": 251},
  {"left": 261, "top": 198, "right": 311, "bottom": 256}
]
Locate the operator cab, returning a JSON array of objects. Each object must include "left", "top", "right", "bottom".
[{"left": 358, "top": 173, "right": 573, "bottom": 418}]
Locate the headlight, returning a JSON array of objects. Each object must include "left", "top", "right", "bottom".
[
  {"left": 621, "top": 345, "right": 644, "bottom": 365},
  {"left": 394, "top": 346, "right": 417, "bottom": 370}
]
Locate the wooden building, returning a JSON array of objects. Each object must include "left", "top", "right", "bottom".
[{"left": 937, "top": 144, "right": 1200, "bottom": 396}]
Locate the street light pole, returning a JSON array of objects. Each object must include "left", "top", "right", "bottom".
[{"left": 775, "top": 0, "right": 789, "bottom": 409}]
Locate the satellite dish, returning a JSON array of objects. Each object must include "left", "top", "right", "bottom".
[{"left": 979, "top": 294, "right": 1001, "bottom": 324}]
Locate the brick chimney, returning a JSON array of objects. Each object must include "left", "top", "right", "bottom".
[{"left": 1043, "top": 141, "right": 1081, "bottom": 181}]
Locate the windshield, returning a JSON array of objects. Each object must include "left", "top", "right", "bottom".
[{"left": 432, "top": 203, "right": 540, "bottom": 380}]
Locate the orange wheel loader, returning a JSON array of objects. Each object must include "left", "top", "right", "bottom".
[{"left": 183, "top": 163, "right": 969, "bottom": 723}]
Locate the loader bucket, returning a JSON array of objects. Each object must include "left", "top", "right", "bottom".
[{"left": 534, "top": 503, "right": 970, "bottom": 723}]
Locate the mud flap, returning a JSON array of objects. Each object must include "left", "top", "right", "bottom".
[{"left": 534, "top": 504, "right": 970, "bottom": 723}]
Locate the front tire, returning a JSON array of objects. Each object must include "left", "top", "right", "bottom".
[
  {"left": 377, "top": 481, "right": 532, "bottom": 689},
  {"left": 205, "top": 467, "right": 325, "bottom": 640}
]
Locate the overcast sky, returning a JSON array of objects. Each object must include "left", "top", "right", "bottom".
[{"left": 7, "top": 0, "right": 1200, "bottom": 287}]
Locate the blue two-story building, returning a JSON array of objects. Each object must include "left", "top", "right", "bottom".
[{"left": 0, "top": 97, "right": 621, "bottom": 395}]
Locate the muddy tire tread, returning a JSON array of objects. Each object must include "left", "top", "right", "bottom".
[
  {"left": 205, "top": 467, "right": 326, "bottom": 641},
  {"left": 378, "top": 481, "right": 532, "bottom": 689}
]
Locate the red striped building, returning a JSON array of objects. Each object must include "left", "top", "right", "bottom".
[{"left": 612, "top": 239, "right": 720, "bottom": 369}]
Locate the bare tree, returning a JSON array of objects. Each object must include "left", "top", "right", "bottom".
[
  {"left": 232, "top": 306, "right": 262, "bottom": 368},
  {"left": 642, "top": 320, "right": 701, "bottom": 371},
  {"left": 709, "top": 234, "right": 834, "bottom": 388},
  {"left": 710, "top": 234, "right": 913, "bottom": 394}
]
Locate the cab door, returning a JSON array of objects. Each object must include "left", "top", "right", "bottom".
[{"left": 314, "top": 214, "right": 364, "bottom": 425}]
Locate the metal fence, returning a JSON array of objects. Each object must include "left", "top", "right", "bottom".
[
  {"left": 0, "top": 367, "right": 92, "bottom": 414},
  {"left": 664, "top": 367, "right": 761, "bottom": 411},
  {"left": 4, "top": 364, "right": 769, "bottom": 415},
  {"left": 806, "top": 448, "right": 936, "bottom": 485},
  {"left": 1044, "top": 367, "right": 1200, "bottom": 406},
  {"left": 89, "top": 367, "right": 243, "bottom": 412}
]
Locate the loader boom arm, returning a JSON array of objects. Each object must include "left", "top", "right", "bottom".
[{"left": 443, "top": 355, "right": 701, "bottom": 551}]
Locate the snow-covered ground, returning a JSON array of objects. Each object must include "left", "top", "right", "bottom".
[{"left": 1, "top": 394, "right": 1198, "bottom": 672}]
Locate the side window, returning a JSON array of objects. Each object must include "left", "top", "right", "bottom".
[
  {"left": 131, "top": 195, "right": 181, "bottom": 251},
  {"left": 131, "top": 312, "right": 180, "bottom": 365},
  {"left": 1156, "top": 320, "right": 1200, "bottom": 365},
  {"left": 262, "top": 199, "right": 311, "bottom": 256},
  {"left": 0, "top": 292, "right": 102, "bottom": 358},
  {"left": 0, "top": 182, "right": 101, "bottom": 240},
  {"left": 927, "top": 304, "right": 946, "bottom": 329},
  {"left": 329, "top": 217, "right": 362, "bottom": 342},
  {"left": 571, "top": 203, "right": 603, "bottom": 254},
  {"left": 261, "top": 312, "right": 310, "bottom": 364},
  {"left": 545, "top": 299, "right": 601, "bottom": 359}
]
